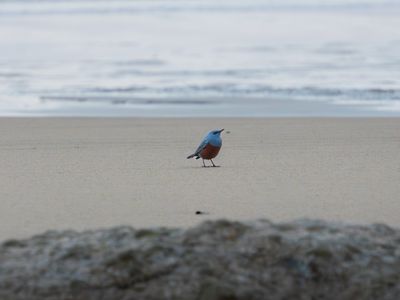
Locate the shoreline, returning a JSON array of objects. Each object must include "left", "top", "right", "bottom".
[{"left": 0, "top": 117, "right": 399, "bottom": 241}]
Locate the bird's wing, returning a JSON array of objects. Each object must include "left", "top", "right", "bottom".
[{"left": 193, "top": 138, "right": 209, "bottom": 156}]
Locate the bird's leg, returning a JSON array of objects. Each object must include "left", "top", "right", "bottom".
[
  {"left": 202, "top": 159, "right": 206, "bottom": 167},
  {"left": 210, "top": 159, "right": 219, "bottom": 167}
]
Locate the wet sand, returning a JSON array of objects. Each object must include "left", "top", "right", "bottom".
[{"left": 0, "top": 118, "right": 399, "bottom": 241}]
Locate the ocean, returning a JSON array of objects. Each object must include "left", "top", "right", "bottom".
[{"left": 1, "top": 0, "right": 400, "bottom": 116}]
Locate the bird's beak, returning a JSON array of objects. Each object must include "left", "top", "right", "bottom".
[{"left": 219, "top": 129, "right": 224, "bottom": 133}]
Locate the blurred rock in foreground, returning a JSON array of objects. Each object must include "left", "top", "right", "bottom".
[{"left": 1, "top": 219, "right": 399, "bottom": 300}]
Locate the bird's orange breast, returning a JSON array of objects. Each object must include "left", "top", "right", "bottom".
[{"left": 200, "top": 143, "right": 221, "bottom": 159}]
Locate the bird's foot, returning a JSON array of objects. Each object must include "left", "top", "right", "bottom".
[{"left": 210, "top": 159, "right": 220, "bottom": 167}]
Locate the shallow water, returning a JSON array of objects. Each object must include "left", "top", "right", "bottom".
[{"left": 1, "top": 0, "right": 400, "bottom": 116}]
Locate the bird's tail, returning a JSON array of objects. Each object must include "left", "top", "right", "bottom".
[{"left": 187, "top": 154, "right": 195, "bottom": 159}]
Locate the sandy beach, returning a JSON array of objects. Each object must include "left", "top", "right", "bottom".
[{"left": 0, "top": 117, "right": 399, "bottom": 241}]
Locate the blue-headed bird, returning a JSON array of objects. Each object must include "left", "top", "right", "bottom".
[{"left": 187, "top": 129, "right": 224, "bottom": 167}]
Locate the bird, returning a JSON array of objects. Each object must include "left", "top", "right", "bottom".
[{"left": 187, "top": 129, "right": 224, "bottom": 167}]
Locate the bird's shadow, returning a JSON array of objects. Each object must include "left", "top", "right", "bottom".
[{"left": 180, "top": 166, "right": 222, "bottom": 169}]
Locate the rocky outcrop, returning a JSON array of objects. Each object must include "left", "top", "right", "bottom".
[{"left": 1, "top": 219, "right": 399, "bottom": 300}]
